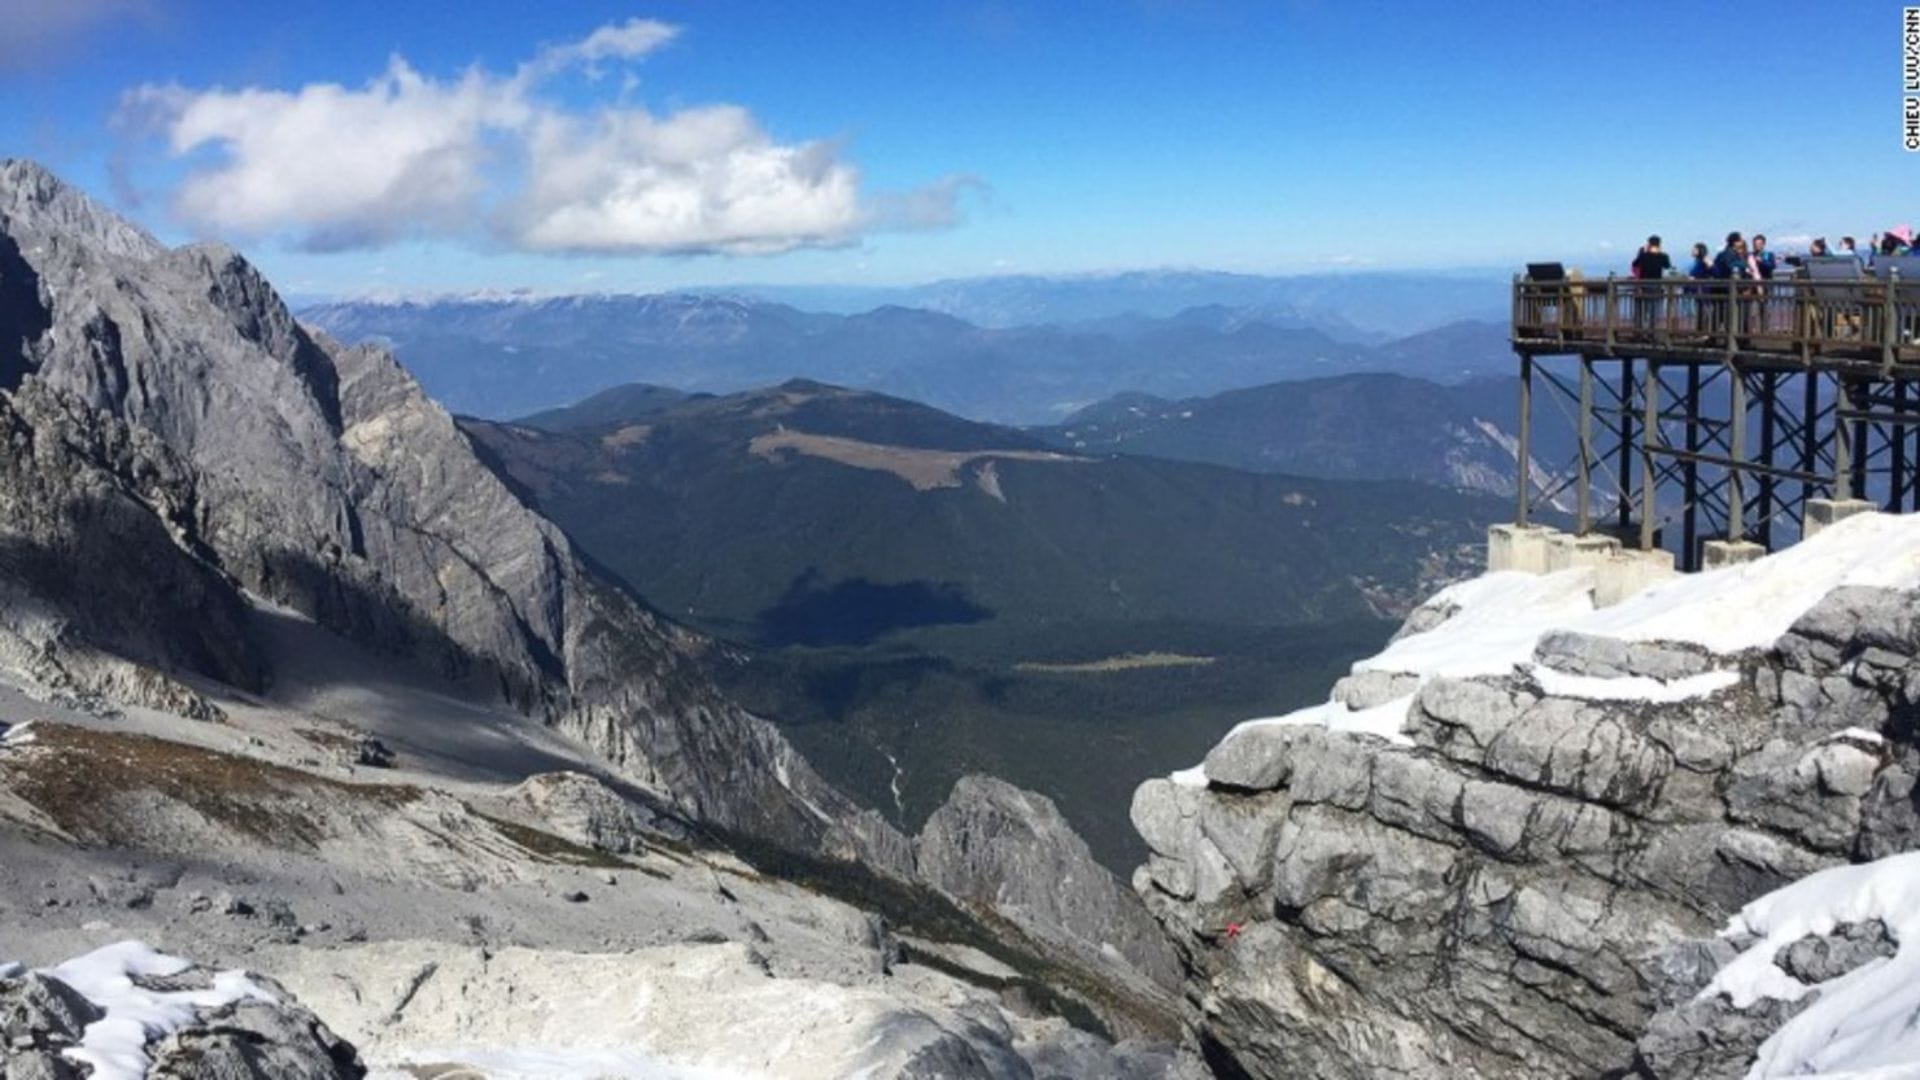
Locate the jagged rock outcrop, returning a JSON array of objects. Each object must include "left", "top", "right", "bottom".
[
  {"left": 917, "top": 774, "right": 1182, "bottom": 993},
  {"left": 0, "top": 379, "right": 262, "bottom": 710},
  {"left": 0, "top": 158, "right": 905, "bottom": 869},
  {"left": 0, "top": 955, "right": 364, "bottom": 1080},
  {"left": 1630, "top": 919, "right": 1898, "bottom": 1079},
  {"left": 499, "top": 770, "right": 684, "bottom": 853},
  {"left": 0, "top": 970, "right": 99, "bottom": 1079},
  {"left": 1133, "top": 571, "right": 1920, "bottom": 1078}
]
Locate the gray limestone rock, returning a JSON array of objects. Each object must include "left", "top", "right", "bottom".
[
  {"left": 499, "top": 770, "right": 681, "bottom": 853},
  {"left": 1202, "top": 724, "right": 1305, "bottom": 790},
  {"left": 0, "top": 970, "right": 100, "bottom": 1077},
  {"left": 1, "top": 962, "right": 364, "bottom": 1080},
  {"left": 1536, "top": 630, "right": 1720, "bottom": 681},
  {"left": 1629, "top": 920, "right": 1895, "bottom": 1079},
  {"left": 146, "top": 986, "right": 366, "bottom": 1080},
  {"left": 916, "top": 774, "right": 1181, "bottom": 993},
  {"left": 1135, "top": 575, "right": 1920, "bottom": 1079},
  {"left": 1020, "top": 1030, "right": 1208, "bottom": 1080},
  {"left": 1391, "top": 596, "right": 1460, "bottom": 641},
  {"left": 1773, "top": 918, "right": 1896, "bottom": 984},
  {"left": 1130, "top": 778, "right": 1201, "bottom": 860},
  {"left": 1633, "top": 993, "right": 1806, "bottom": 1080},
  {"left": 1331, "top": 669, "right": 1422, "bottom": 709}
]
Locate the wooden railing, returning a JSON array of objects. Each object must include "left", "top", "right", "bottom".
[{"left": 1513, "top": 274, "right": 1920, "bottom": 370}]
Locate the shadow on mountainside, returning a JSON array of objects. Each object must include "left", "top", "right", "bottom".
[
  {"left": 0, "top": 232, "right": 48, "bottom": 391},
  {"left": 254, "top": 546, "right": 567, "bottom": 714},
  {"left": 0, "top": 502, "right": 266, "bottom": 693},
  {"left": 755, "top": 570, "right": 993, "bottom": 647}
]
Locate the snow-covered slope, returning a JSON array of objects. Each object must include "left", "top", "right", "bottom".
[{"left": 1181, "top": 511, "right": 1920, "bottom": 768}]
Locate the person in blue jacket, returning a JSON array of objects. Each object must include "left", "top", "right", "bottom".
[
  {"left": 1686, "top": 242, "right": 1713, "bottom": 331},
  {"left": 1706, "top": 234, "right": 1751, "bottom": 335},
  {"left": 1712, "top": 233, "right": 1750, "bottom": 279}
]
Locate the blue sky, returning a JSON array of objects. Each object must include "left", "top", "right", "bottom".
[{"left": 2, "top": 0, "right": 1915, "bottom": 298}]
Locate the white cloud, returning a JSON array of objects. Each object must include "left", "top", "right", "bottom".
[
  {"left": 868, "top": 174, "right": 986, "bottom": 232},
  {"left": 529, "top": 17, "right": 679, "bottom": 74},
  {"left": 128, "top": 58, "right": 525, "bottom": 249},
  {"left": 509, "top": 106, "right": 865, "bottom": 254},
  {"left": 118, "top": 18, "right": 973, "bottom": 256}
]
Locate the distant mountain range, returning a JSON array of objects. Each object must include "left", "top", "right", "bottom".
[
  {"left": 1037, "top": 373, "right": 1532, "bottom": 496},
  {"left": 300, "top": 290, "right": 1512, "bottom": 426},
  {"left": 462, "top": 379, "right": 1505, "bottom": 867},
  {"left": 695, "top": 268, "right": 1511, "bottom": 336}
]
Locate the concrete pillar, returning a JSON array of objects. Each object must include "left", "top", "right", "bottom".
[
  {"left": 1487, "top": 523, "right": 1559, "bottom": 574},
  {"left": 1592, "top": 549, "right": 1679, "bottom": 607},
  {"left": 1804, "top": 498, "right": 1877, "bottom": 539},
  {"left": 1701, "top": 539, "right": 1765, "bottom": 570},
  {"left": 1545, "top": 531, "right": 1621, "bottom": 572}
]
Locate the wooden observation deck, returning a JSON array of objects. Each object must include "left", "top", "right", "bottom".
[{"left": 1509, "top": 264, "right": 1920, "bottom": 570}]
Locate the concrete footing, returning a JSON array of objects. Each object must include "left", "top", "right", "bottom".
[
  {"left": 1488, "top": 523, "right": 1680, "bottom": 607},
  {"left": 1591, "top": 548, "right": 1679, "bottom": 607},
  {"left": 1545, "top": 532, "right": 1621, "bottom": 572},
  {"left": 1701, "top": 539, "right": 1766, "bottom": 571},
  {"left": 1804, "top": 498, "right": 1877, "bottom": 538},
  {"left": 1487, "top": 523, "right": 1556, "bottom": 574}
]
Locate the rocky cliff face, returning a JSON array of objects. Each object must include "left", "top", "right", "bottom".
[
  {"left": 917, "top": 774, "right": 1182, "bottom": 996},
  {"left": 1132, "top": 521, "right": 1920, "bottom": 1078},
  {"left": 0, "top": 158, "right": 901, "bottom": 869}
]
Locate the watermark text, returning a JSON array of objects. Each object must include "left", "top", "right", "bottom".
[{"left": 1906, "top": 8, "right": 1920, "bottom": 149}]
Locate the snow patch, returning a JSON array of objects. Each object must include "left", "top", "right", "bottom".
[
  {"left": 1577, "top": 511, "right": 1920, "bottom": 653},
  {"left": 1229, "top": 694, "right": 1416, "bottom": 747},
  {"left": 1169, "top": 765, "right": 1208, "bottom": 789},
  {"left": 880, "top": 749, "right": 906, "bottom": 816},
  {"left": 31, "top": 941, "right": 276, "bottom": 1080},
  {"left": 770, "top": 755, "right": 833, "bottom": 823},
  {"left": 1700, "top": 852, "right": 1920, "bottom": 1078},
  {"left": 1526, "top": 666, "right": 1740, "bottom": 703},
  {"left": 1359, "top": 569, "right": 1602, "bottom": 681},
  {"left": 1821, "top": 728, "right": 1887, "bottom": 747}
]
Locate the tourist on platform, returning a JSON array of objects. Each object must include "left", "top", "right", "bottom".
[
  {"left": 1686, "top": 242, "right": 1713, "bottom": 331},
  {"left": 1712, "top": 233, "right": 1749, "bottom": 279},
  {"left": 1810, "top": 238, "right": 1830, "bottom": 257},
  {"left": 1708, "top": 234, "right": 1751, "bottom": 336},
  {"left": 1840, "top": 236, "right": 1868, "bottom": 267},
  {"left": 1750, "top": 235, "right": 1776, "bottom": 280},
  {"left": 1631, "top": 235, "right": 1671, "bottom": 279},
  {"left": 1630, "top": 235, "right": 1671, "bottom": 329}
]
